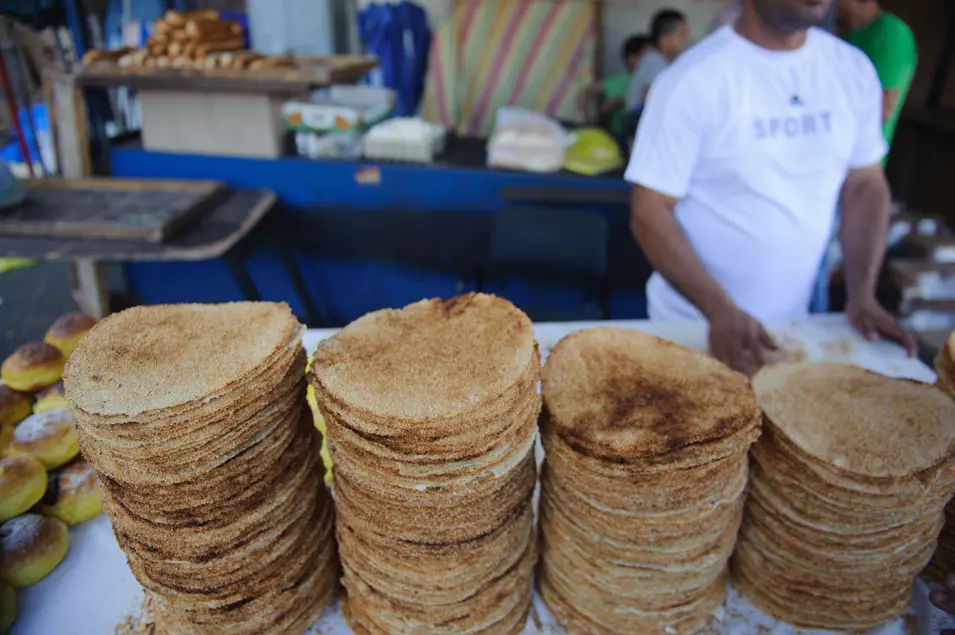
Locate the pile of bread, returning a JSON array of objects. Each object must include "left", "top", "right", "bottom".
[
  {"left": 82, "top": 9, "right": 296, "bottom": 71},
  {"left": 9, "top": 293, "right": 955, "bottom": 635},
  {"left": 0, "top": 313, "right": 104, "bottom": 634},
  {"left": 735, "top": 363, "right": 955, "bottom": 630},
  {"left": 923, "top": 334, "right": 955, "bottom": 584},
  {"left": 308, "top": 295, "right": 539, "bottom": 634},
  {"left": 64, "top": 303, "right": 338, "bottom": 634},
  {"left": 537, "top": 328, "right": 760, "bottom": 634}
]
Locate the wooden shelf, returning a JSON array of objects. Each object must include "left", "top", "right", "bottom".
[{"left": 77, "top": 55, "right": 378, "bottom": 94}]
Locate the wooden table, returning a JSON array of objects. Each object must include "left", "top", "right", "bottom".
[{"left": 0, "top": 188, "right": 276, "bottom": 317}]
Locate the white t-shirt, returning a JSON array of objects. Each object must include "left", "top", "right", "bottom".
[{"left": 625, "top": 26, "right": 887, "bottom": 322}]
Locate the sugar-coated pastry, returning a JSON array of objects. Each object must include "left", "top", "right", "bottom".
[
  {"left": 35, "top": 458, "right": 102, "bottom": 526},
  {"left": 0, "top": 583, "right": 15, "bottom": 634},
  {"left": 6, "top": 409, "right": 78, "bottom": 470},
  {"left": 0, "top": 386, "right": 32, "bottom": 455},
  {"left": 0, "top": 386, "right": 31, "bottom": 429},
  {"left": 0, "top": 342, "right": 65, "bottom": 392},
  {"left": 0, "top": 514, "right": 69, "bottom": 588},
  {"left": 33, "top": 381, "right": 68, "bottom": 415},
  {"left": 44, "top": 312, "right": 96, "bottom": 358},
  {"left": 0, "top": 456, "right": 46, "bottom": 523},
  {"left": 306, "top": 384, "right": 334, "bottom": 484}
]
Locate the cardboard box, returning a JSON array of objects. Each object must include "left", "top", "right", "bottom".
[
  {"left": 140, "top": 90, "right": 287, "bottom": 158},
  {"left": 282, "top": 85, "right": 393, "bottom": 159},
  {"left": 283, "top": 85, "right": 393, "bottom": 134}
]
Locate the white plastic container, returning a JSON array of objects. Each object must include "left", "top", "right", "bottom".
[{"left": 362, "top": 118, "right": 446, "bottom": 164}]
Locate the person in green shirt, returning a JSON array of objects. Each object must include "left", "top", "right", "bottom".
[
  {"left": 838, "top": 0, "right": 918, "bottom": 148},
  {"left": 581, "top": 35, "right": 652, "bottom": 137}
]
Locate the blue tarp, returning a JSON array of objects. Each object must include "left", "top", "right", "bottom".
[
  {"left": 1, "top": 103, "right": 48, "bottom": 165},
  {"left": 357, "top": 2, "right": 431, "bottom": 117}
]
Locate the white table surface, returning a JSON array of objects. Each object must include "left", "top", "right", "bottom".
[{"left": 11, "top": 315, "right": 949, "bottom": 635}]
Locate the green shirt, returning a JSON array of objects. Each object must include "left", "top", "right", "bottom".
[
  {"left": 847, "top": 13, "right": 917, "bottom": 149},
  {"left": 601, "top": 73, "right": 631, "bottom": 136}
]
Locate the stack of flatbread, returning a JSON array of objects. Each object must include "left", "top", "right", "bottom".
[
  {"left": 64, "top": 303, "right": 338, "bottom": 634},
  {"left": 308, "top": 294, "right": 539, "bottom": 634},
  {"left": 735, "top": 363, "right": 955, "bottom": 630},
  {"left": 923, "top": 503, "right": 955, "bottom": 584},
  {"left": 921, "top": 335, "right": 955, "bottom": 582},
  {"left": 936, "top": 333, "right": 955, "bottom": 397},
  {"left": 538, "top": 327, "right": 761, "bottom": 634}
]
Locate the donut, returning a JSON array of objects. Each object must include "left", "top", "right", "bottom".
[
  {"left": 33, "top": 381, "right": 68, "bottom": 415},
  {"left": 0, "top": 583, "right": 15, "bottom": 634},
  {"left": 0, "top": 456, "right": 46, "bottom": 523},
  {"left": 35, "top": 459, "right": 102, "bottom": 526},
  {"left": 0, "top": 386, "right": 31, "bottom": 429},
  {"left": 6, "top": 409, "right": 78, "bottom": 470},
  {"left": 0, "top": 342, "right": 65, "bottom": 392},
  {"left": 44, "top": 312, "right": 96, "bottom": 358},
  {"left": 0, "top": 514, "right": 69, "bottom": 588}
]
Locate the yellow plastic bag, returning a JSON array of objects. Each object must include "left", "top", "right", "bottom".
[
  {"left": 563, "top": 127, "right": 624, "bottom": 176},
  {"left": 305, "top": 357, "right": 334, "bottom": 483}
]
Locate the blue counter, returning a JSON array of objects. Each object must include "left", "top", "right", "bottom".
[{"left": 109, "top": 144, "right": 649, "bottom": 325}]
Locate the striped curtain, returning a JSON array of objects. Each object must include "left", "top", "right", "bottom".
[{"left": 423, "top": 0, "right": 597, "bottom": 137}]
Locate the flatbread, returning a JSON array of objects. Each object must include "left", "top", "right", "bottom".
[
  {"left": 65, "top": 302, "right": 300, "bottom": 417},
  {"left": 753, "top": 363, "right": 955, "bottom": 478},
  {"left": 309, "top": 293, "right": 536, "bottom": 425},
  {"left": 541, "top": 326, "right": 759, "bottom": 461}
]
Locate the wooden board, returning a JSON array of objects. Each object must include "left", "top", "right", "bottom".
[
  {"left": 76, "top": 55, "right": 378, "bottom": 94},
  {"left": 0, "top": 189, "right": 275, "bottom": 261},
  {"left": 0, "top": 178, "right": 226, "bottom": 242},
  {"left": 44, "top": 73, "right": 92, "bottom": 178}
]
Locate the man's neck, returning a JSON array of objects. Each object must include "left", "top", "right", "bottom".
[
  {"left": 735, "top": 6, "right": 807, "bottom": 52},
  {"left": 854, "top": 4, "right": 884, "bottom": 31}
]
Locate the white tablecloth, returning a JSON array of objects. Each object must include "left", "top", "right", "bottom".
[{"left": 12, "top": 315, "right": 951, "bottom": 635}]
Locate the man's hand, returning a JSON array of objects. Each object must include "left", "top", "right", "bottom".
[
  {"left": 929, "top": 574, "right": 955, "bottom": 635},
  {"left": 846, "top": 296, "right": 917, "bottom": 356},
  {"left": 599, "top": 97, "right": 624, "bottom": 117},
  {"left": 708, "top": 303, "right": 778, "bottom": 375},
  {"left": 838, "top": 165, "right": 916, "bottom": 355}
]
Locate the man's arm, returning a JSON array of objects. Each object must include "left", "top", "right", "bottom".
[
  {"left": 625, "top": 62, "right": 776, "bottom": 373},
  {"left": 631, "top": 186, "right": 775, "bottom": 372},
  {"left": 882, "top": 90, "right": 900, "bottom": 124},
  {"left": 630, "top": 186, "right": 731, "bottom": 318},
  {"left": 838, "top": 165, "right": 916, "bottom": 353},
  {"left": 600, "top": 96, "right": 624, "bottom": 116},
  {"left": 839, "top": 166, "right": 890, "bottom": 302}
]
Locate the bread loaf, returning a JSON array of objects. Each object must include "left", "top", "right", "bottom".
[{"left": 165, "top": 9, "right": 219, "bottom": 27}]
